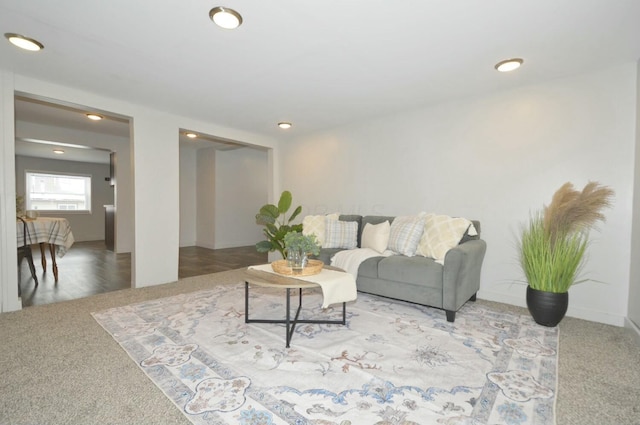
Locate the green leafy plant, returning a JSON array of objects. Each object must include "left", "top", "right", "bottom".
[
  {"left": 16, "top": 195, "right": 24, "bottom": 216},
  {"left": 519, "top": 182, "right": 614, "bottom": 293},
  {"left": 284, "top": 231, "right": 321, "bottom": 257},
  {"left": 255, "top": 190, "right": 303, "bottom": 258}
]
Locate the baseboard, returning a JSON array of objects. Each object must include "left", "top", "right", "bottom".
[
  {"left": 478, "top": 289, "right": 625, "bottom": 327},
  {"left": 195, "top": 241, "right": 216, "bottom": 250},
  {"left": 625, "top": 317, "right": 640, "bottom": 346},
  {"left": 214, "top": 241, "right": 259, "bottom": 250},
  {"left": 192, "top": 241, "right": 258, "bottom": 250},
  {"left": 477, "top": 290, "right": 527, "bottom": 309}
]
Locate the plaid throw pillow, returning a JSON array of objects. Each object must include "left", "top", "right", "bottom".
[
  {"left": 387, "top": 215, "right": 425, "bottom": 257},
  {"left": 323, "top": 219, "right": 358, "bottom": 249}
]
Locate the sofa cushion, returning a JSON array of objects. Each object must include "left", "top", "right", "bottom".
[
  {"left": 358, "top": 256, "right": 385, "bottom": 279},
  {"left": 324, "top": 218, "right": 358, "bottom": 249},
  {"left": 377, "top": 255, "right": 443, "bottom": 287},
  {"left": 387, "top": 215, "right": 424, "bottom": 257},
  {"left": 416, "top": 214, "right": 477, "bottom": 262},
  {"left": 302, "top": 213, "right": 339, "bottom": 247},
  {"left": 361, "top": 221, "right": 391, "bottom": 253}
]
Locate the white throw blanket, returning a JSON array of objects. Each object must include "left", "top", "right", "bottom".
[
  {"left": 248, "top": 264, "right": 357, "bottom": 308},
  {"left": 330, "top": 248, "right": 394, "bottom": 279}
]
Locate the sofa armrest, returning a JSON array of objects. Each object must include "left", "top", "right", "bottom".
[{"left": 442, "top": 239, "right": 487, "bottom": 312}]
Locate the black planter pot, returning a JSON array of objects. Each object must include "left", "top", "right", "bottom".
[{"left": 526, "top": 286, "right": 568, "bottom": 327}]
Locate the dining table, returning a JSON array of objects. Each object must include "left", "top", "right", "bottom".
[{"left": 17, "top": 217, "right": 75, "bottom": 282}]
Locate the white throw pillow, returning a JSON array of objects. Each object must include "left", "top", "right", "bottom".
[
  {"left": 302, "top": 213, "right": 339, "bottom": 247},
  {"left": 416, "top": 214, "right": 478, "bottom": 262},
  {"left": 323, "top": 218, "right": 358, "bottom": 249},
  {"left": 387, "top": 215, "right": 425, "bottom": 257},
  {"left": 361, "top": 221, "right": 391, "bottom": 254}
]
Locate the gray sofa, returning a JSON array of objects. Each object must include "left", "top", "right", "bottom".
[{"left": 312, "top": 215, "right": 486, "bottom": 322}]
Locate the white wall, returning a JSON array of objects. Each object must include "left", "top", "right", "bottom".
[
  {"left": 629, "top": 61, "right": 640, "bottom": 334},
  {"left": 196, "top": 147, "right": 216, "bottom": 249},
  {"left": 0, "top": 69, "right": 20, "bottom": 312},
  {"left": 214, "top": 147, "right": 269, "bottom": 248},
  {"left": 281, "top": 63, "right": 638, "bottom": 326},
  {"left": 180, "top": 145, "right": 269, "bottom": 249},
  {"left": 179, "top": 147, "right": 197, "bottom": 247},
  {"left": 15, "top": 156, "right": 113, "bottom": 241}
]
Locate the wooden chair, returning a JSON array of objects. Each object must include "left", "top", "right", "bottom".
[{"left": 17, "top": 217, "right": 38, "bottom": 296}]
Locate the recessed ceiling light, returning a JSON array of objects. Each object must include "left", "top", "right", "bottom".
[
  {"left": 495, "top": 58, "right": 524, "bottom": 72},
  {"left": 185, "top": 132, "right": 198, "bottom": 139},
  {"left": 278, "top": 122, "right": 292, "bottom": 129},
  {"left": 4, "top": 33, "right": 44, "bottom": 51},
  {"left": 53, "top": 149, "right": 64, "bottom": 154},
  {"left": 86, "top": 113, "right": 103, "bottom": 121},
  {"left": 209, "top": 7, "right": 243, "bottom": 30}
]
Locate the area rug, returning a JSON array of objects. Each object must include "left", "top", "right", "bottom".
[{"left": 92, "top": 281, "right": 558, "bottom": 425}]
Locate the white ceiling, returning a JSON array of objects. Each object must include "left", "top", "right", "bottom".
[{"left": 2, "top": 1, "right": 640, "bottom": 144}]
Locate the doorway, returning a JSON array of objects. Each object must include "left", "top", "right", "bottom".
[
  {"left": 14, "top": 94, "right": 133, "bottom": 306},
  {"left": 178, "top": 130, "right": 269, "bottom": 277}
]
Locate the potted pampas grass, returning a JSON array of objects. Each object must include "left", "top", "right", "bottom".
[{"left": 519, "top": 181, "right": 614, "bottom": 326}]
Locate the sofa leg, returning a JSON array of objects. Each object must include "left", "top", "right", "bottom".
[
  {"left": 445, "top": 310, "right": 455, "bottom": 322},
  {"left": 469, "top": 293, "right": 477, "bottom": 302}
]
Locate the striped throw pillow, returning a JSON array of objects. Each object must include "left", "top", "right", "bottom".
[
  {"left": 323, "top": 219, "right": 358, "bottom": 249},
  {"left": 387, "top": 215, "right": 425, "bottom": 257}
]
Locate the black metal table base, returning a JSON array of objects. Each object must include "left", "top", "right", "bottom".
[{"left": 244, "top": 281, "right": 347, "bottom": 348}]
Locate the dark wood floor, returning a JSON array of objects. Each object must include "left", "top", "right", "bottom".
[{"left": 18, "top": 241, "right": 267, "bottom": 308}]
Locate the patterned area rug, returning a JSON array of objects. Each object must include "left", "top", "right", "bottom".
[{"left": 92, "top": 281, "right": 558, "bottom": 425}]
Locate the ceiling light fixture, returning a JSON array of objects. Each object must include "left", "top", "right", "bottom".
[
  {"left": 4, "top": 33, "right": 44, "bottom": 51},
  {"left": 495, "top": 58, "right": 524, "bottom": 72},
  {"left": 53, "top": 149, "right": 65, "bottom": 154},
  {"left": 209, "top": 7, "right": 243, "bottom": 30},
  {"left": 278, "top": 122, "right": 292, "bottom": 129},
  {"left": 86, "top": 113, "right": 103, "bottom": 121},
  {"left": 185, "top": 132, "right": 198, "bottom": 139}
]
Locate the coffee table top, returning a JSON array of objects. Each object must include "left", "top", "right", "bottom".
[{"left": 244, "top": 264, "right": 346, "bottom": 289}]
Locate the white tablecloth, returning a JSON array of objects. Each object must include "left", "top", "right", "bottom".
[{"left": 17, "top": 217, "right": 75, "bottom": 257}]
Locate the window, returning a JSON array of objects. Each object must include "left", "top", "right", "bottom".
[{"left": 25, "top": 171, "right": 92, "bottom": 213}]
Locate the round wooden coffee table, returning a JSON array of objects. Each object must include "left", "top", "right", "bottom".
[{"left": 244, "top": 267, "right": 347, "bottom": 348}]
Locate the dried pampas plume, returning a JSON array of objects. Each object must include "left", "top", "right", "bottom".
[{"left": 543, "top": 181, "right": 614, "bottom": 244}]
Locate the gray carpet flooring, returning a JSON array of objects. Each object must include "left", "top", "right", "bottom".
[{"left": 1, "top": 269, "right": 639, "bottom": 425}]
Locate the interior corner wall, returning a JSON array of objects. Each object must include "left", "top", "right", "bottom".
[
  {"left": 628, "top": 60, "right": 640, "bottom": 333},
  {"left": 280, "top": 63, "right": 638, "bottom": 326},
  {"left": 214, "top": 147, "right": 268, "bottom": 249},
  {"left": 196, "top": 147, "right": 216, "bottom": 249}
]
